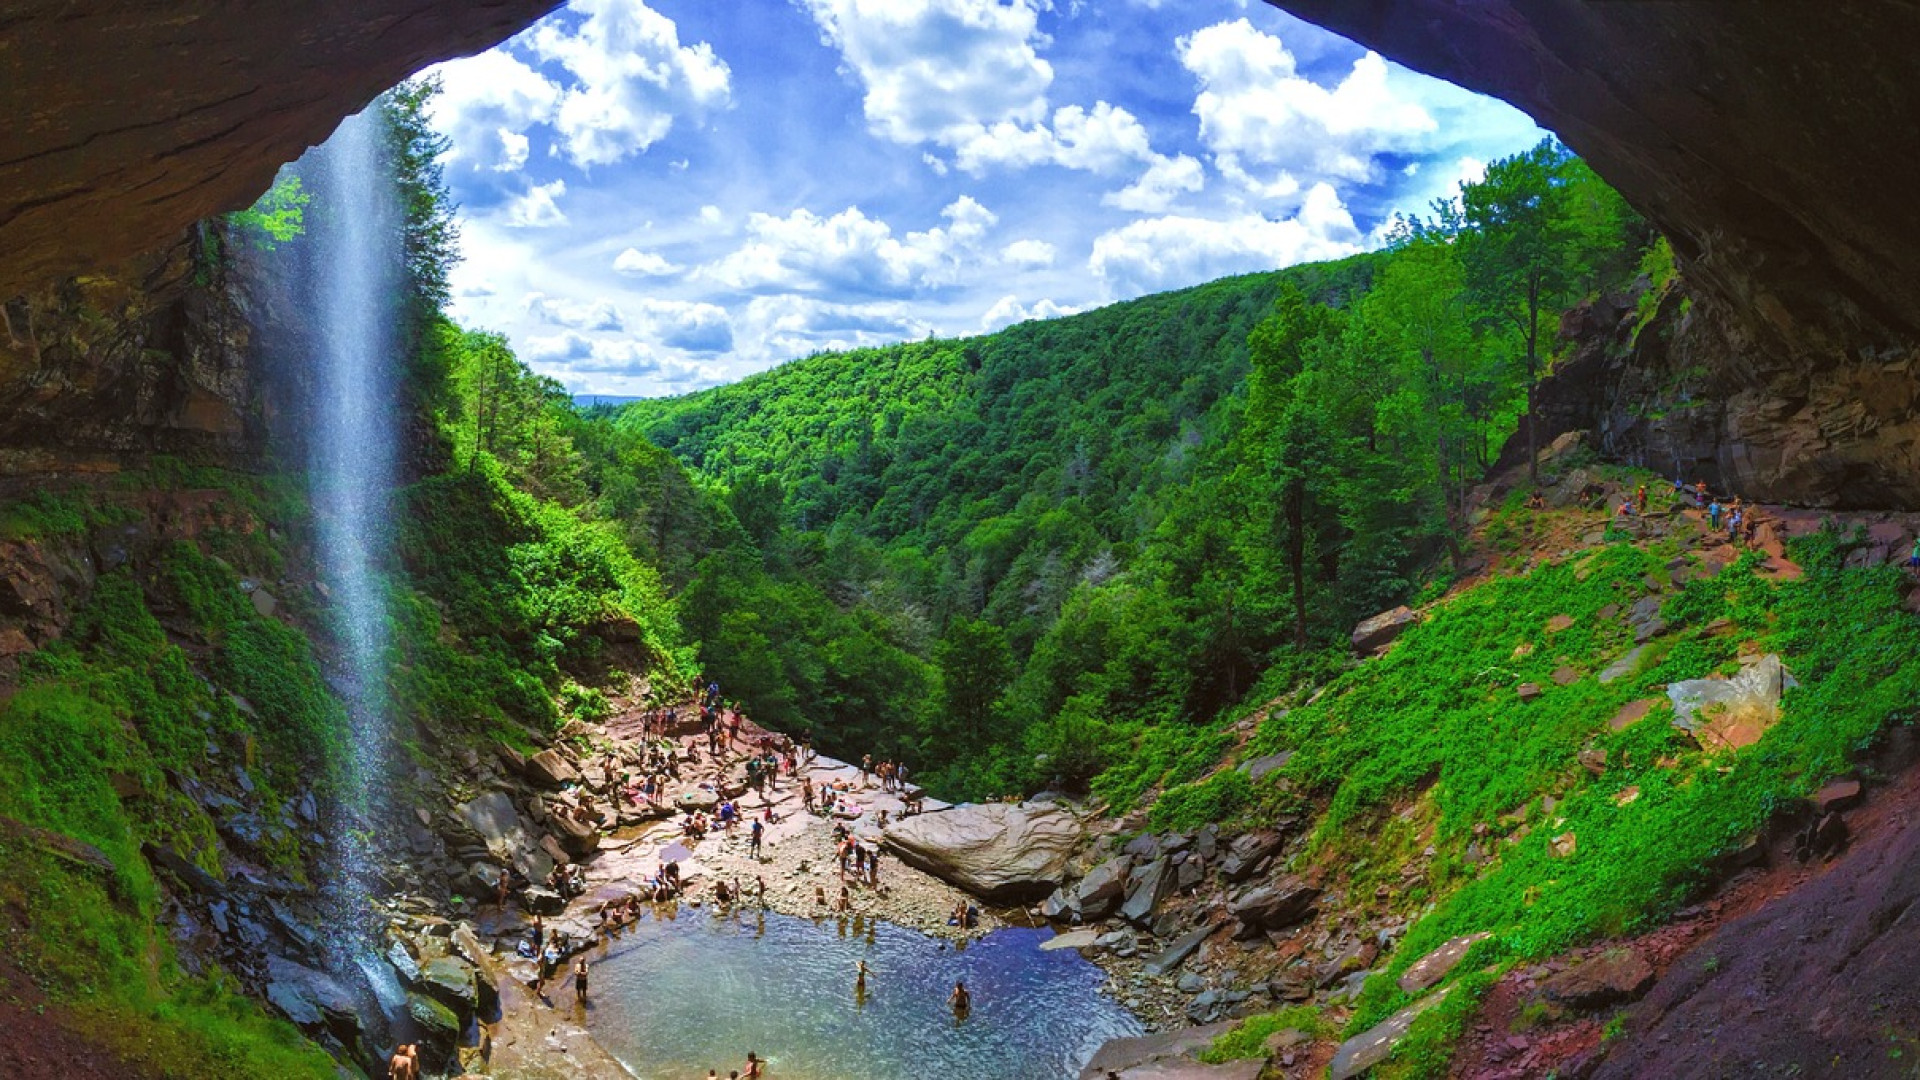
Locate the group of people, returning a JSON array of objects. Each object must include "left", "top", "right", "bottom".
[
  {"left": 858, "top": 753, "right": 910, "bottom": 793},
  {"left": 702, "top": 1052, "right": 766, "bottom": 1079}
]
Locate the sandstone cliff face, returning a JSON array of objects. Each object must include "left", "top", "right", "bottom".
[
  {"left": 0, "top": 226, "right": 269, "bottom": 473},
  {"left": 0, "top": 0, "right": 559, "bottom": 298},
  {"left": 1272, "top": 0, "right": 1920, "bottom": 507}
]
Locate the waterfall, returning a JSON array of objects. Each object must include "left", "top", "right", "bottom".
[{"left": 304, "top": 107, "right": 401, "bottom": 956}]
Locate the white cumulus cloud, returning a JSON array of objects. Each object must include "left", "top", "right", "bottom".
[
  {"left": 700, "top": 197, "right": 998, "bottom": 296},
  {"left": 980, "top": 294, "right": 1083, "bottom": 332},
  {"left": 613, "top": 248, "right": 683, "bottom": 277},
  {"left": 503, "top": 179, "right": 569, "bottom": 228},
  {"left": 427, "top": 50, "right": 561, "bottom": 172},
  {"left": 1180, "top": 18, "right": 1437, "bottom": 196},
  {"left": 1089, "top": 182, "right": 1363, "bottom": 299}
]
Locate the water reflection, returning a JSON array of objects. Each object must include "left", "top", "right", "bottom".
[{"left": 589, "top": 907, "right": 1140, "bottom": 1080}]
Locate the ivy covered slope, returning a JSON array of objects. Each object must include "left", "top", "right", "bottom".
[
  {"left": 615, "top": 140, "right": 1646, "bottom": 802},
  {"left": 1188, "top": 473, "right": 1920, "bottom": 1077}
]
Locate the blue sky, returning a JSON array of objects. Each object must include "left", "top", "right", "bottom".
[{"left": 424, "top": 0, "right": 1545, "bottom": 397}]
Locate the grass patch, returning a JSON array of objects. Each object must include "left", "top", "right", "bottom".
[{"left": 1199, "top": 1005, "right": 1333, "bottom": 1062}]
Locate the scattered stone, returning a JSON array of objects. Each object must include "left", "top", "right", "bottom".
[
  {"left": 1352, "top": 605, "right": 1419, "bottom": 654},
  {"left": 1080, "top": 1020, "right": 1239, "bottom": 1080},
  {"left": 1218, "top": 830, "right": 1285, "bottom": 883},
  {"left": 1598, "top": 645, "right": 1647, "bottom": 684},
  {"left": 250, "top": 587, "right": 277, "bottom": 617},
  {"left": 1578, "top": 748, "right": 1608, "bottom": 776},
  {"left": 1517, "top": 682, "right": 1543, "bottom": 702},
  {"left": 1329, "top": 986, "right": 1453, "bottom": 1080},
  {"left": 1545, "top": 614, "right": 1575, "bottom": 632},
  {"left": 1536, "top": 948, "right": 1655, "bottom": 1011},
  {"left": 1609, "top": 698, "right": 1661, "bottom": 731},
  {"left": 1144, "top": 924, "right": 1216, "bottom": 977},
  {"left": 1550, "top": 831, "right": 1578, "bottom": 858},
  {"left": 1398, "top": 932, "right": 1490, "bottom": 994},
  {"left": 1628, "top": 596, "right": 1668, "bottom": 642},
  {"left": 1120, "top": 857, "right": 1174, "bottom": 926},
  {"left": 1613, "top": 785, "right": 1642, "bottom": 807}
]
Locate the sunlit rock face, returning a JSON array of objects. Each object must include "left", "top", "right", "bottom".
[
  {"left": 0, "top": 0, "right": 558, "bottom": 298},
  {"left": 1271, "top": 1, "right": 1920, "bottom": 507}
]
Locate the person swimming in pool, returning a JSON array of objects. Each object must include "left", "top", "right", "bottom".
[{"left": 949, "top": 979, "right": 971, "bottom": 1017}]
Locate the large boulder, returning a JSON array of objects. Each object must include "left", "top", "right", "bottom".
[
  {"left": 1229, "top": 876, "right": 1320, "bottom": 937},
  {"left": 549, "top": 813, "right": 601, "bottom": 858},
  {"left": 1329, "top": 986, "right": 1453, "bottom": 1080},
  {"left": 526, "top": 748, "right": 581, "bottom": 788},
  {"left": 882, "top": 802, "right": 1082, "bottom": 904},
  {"left": 1536, "top": 948, "right": 1656, "bottom": 1012},
  {"left": 455, "top": 792, "right": 552, "bottom": 882},
  {"left": 1080, "top": 1021, "right": 1241, "bottom": 1080},
  {"left": 1351, "top": 606, "right": 1417, "bottom": 654},
  {"left": 1669, "top": 654, "right": 1796, "bottom": 751}
]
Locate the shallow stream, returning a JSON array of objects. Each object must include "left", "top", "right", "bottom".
[{"left": 585, "top": 907, "right": 1142, "bottom": 1079}]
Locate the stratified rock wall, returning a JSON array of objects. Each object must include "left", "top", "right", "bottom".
[
  {"left": 0, "top": 0, "right": 559, "bottom": 298},
  {"left": 1271, "top": 1, "right": 1920, "bottom": 506}
]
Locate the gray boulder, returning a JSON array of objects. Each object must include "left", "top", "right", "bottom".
[
  {"left": 456, "top": 791, "right": 553, "bottom": 882},
  {"left": 882, "top": 802, "right": 1082, "bottom": 903},
  {"left": 1352, "top": 606, "right": 1417, "bottom": 653},
  {"left": 1120, "top": 857, "right": 1174, "bottom": 926},
  {"left": 1218, "top": 830, "right": 1285, "bottom": 883},
  {"left": 526, "top": 748, "right": 581, "bottom": 788},
  {"left": 1230, "top": 876, "right": 1320, "bottom": 937}
]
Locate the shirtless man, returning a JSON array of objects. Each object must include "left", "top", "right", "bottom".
[
  {"left": 573, "top": 956, "right": 590, "bottom": 1004},
  {"left": 386, "top": 1044, "right": 416, "bottom": 1080},
  {"left": 744, "top": 1051, "right": 765, "bottom": 1078},
  {"left": 949, "top": 980, "right": 971, "bottom": 1017}
]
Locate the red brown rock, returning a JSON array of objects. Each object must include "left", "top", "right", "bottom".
[{"left": 1, "top": 0, "right": 560, "bottom": 299}]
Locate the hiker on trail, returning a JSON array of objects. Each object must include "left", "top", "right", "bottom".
[
  {"left": 573, "top": 956, "right": 590, "bottom": 1004},
  {"left": 949, "top": 979, "right": 972, "bottom": 1017},
  {"left": 1709, "top": 500, "right": 1723, "bottom": 530}
]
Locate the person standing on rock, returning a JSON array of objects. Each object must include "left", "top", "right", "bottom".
[
  {"left": 1709, "top": 499, "right": 1722, "bottom": 531},
  {"left": 749, "top": 817, "right": 764, "bottom": 859},
  {"left": 860, "top": 754, "right": 873, "bottom": 786},
  {"left": 1636, "top": 484, "right": 1648, "bottom": 514},
  {"left": 573, "top": 956, "right": 590, "bottom": 1004}
]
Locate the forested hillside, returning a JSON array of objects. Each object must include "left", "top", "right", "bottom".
[{"left": 609, "top": 141, "right": 1654, "bottom": 801}]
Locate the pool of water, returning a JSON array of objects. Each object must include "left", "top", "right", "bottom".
[{"left": 585, "top": 907, "right": 1142, "bottom": 1080}]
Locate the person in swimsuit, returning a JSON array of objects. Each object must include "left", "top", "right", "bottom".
[
  {"left": 573, "top": 956, "right": 590, "bottom": 1003},
  {"left": 949, "top": 979, "right": 971, "bottom": 1017}
]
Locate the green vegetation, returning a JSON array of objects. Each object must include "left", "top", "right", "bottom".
[
  {"left": 226, "top": 174, "right": 309, "bottom": 250},
  {"left": 1199, "top": 1005, "right": 1333, "bottom": 1062},
  {"left": 617, "top": 138, "right": 1648, "bottom": 803}
]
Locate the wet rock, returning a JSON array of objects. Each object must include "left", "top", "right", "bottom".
[
  {"left": 1229, "top": 876, "right": 1319, "bottom": 937},
  {"left": 526, "top": 748, "right": 580, "bottom": 788},
  {"left": 1398, "top": 932, "right": 1490, "bottom": 994},
  {"left": 1329, "top": 985, "right": 1453, "bottom": 1080},
  {"left": 882, "top": 802, "right": 1082, "bottom": 904},
  {"left": 1352, "top": 606, "right": 1418, "bottom": 654},
  {"left": 419, "top": 955, "right": 478, "bottom": 1015},
  {"left": 1218, "top": 830, "right": 1285, "bottom": 883},
  {"left": 1143, "top": 924, "right": 1216, "bottom": 977},
  {"left": 1536, "top": 948, "right": 1655, "bottom": 1011},
  {"left": 388, "top": 938, "right": 421, "bottom": 984},
  {"left": 406, "top": 991, "right": 461, "bottom": 1054}
]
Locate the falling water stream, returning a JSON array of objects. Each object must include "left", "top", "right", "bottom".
[{"left": 304, "top": 107, "right": 401, "bottom": 959}]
